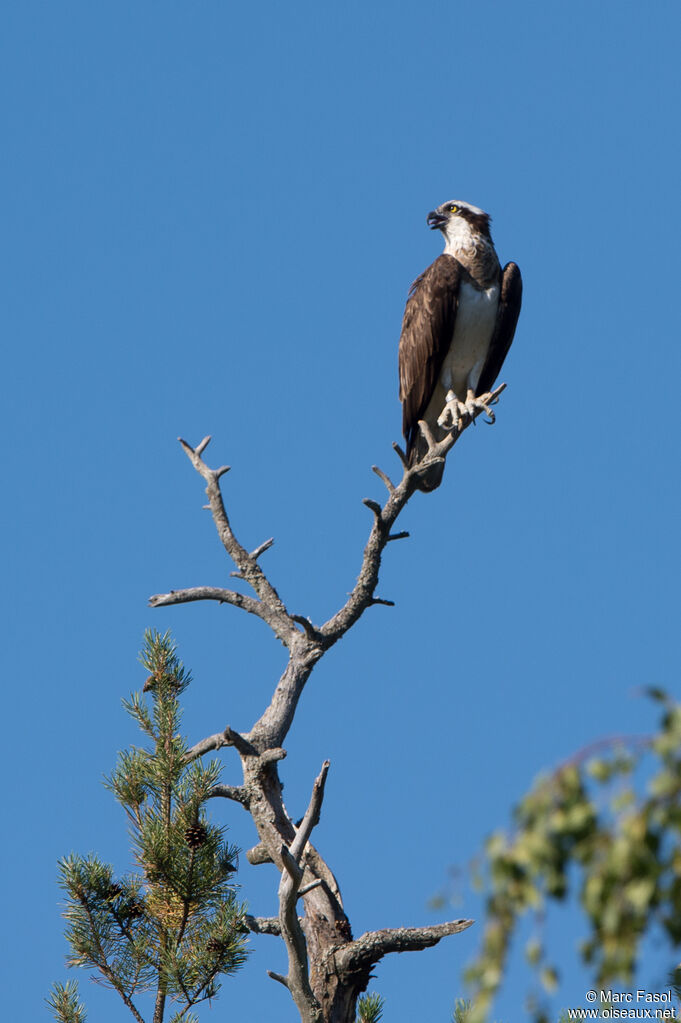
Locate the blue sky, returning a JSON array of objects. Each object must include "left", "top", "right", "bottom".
[{"left": 3, "top": 1, "right": 681, "bottom": 1019}]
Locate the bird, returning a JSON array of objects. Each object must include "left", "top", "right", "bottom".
[{"left": 398, "top": 199, "right": 522, "bottom": 489}]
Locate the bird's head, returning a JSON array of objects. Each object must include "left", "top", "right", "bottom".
[{"left": 426, "top": 200, "right": 492, "bottom": 246}]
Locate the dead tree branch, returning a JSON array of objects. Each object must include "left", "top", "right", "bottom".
[
  {"left": 149, "top": 585, "right": 263, "bottom": 617},
  {"left": 318, "top": 383, "right": 505, "bottom": 649},
  {"left": 175, "top": 436, "right": 300, "bottom": 648},
  {"left": 208, "top": 784, "right": 250, "bottom": 807},
  {"left": 151, "top": 396, "right": 506, "bottom": 1022},
  {"left": 335, "top": 919, "right": 475, "bottom": 981},
  {"left": 185, "top": 725, "right": 255, "bottom": 762},
  {"left": 245, "top": 915, "right": 283, "bottom": 936},
  {"left": 276, "top": 761, "right": 330, "bottom": 1023}
]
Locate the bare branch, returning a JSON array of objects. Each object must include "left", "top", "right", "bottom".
[
  {"left": 290, "top": 760, "right": 330, "bottom": 863},
  {"left": 281, "top": 843, "right": 304, "bottom": 886},
  {"left": 157, "top": 405, "right": 507, "bottom": 1019},
  {"left": 148, "top": 585, "right": 262, "bottom": 616},
  {"left": 271, "top": 761, "right": 331, "bottom": 1023},
  {"left": 417, "top": 417, "right": 438, "bottom": 451},
  {"left": 247, "top": 842, "right": 274, "bottom": 866},
  {"left": 267, "top": 970, "right": 290, "bottom": 989},
  {"left": 319, "top": 384, "right": 507, "bottom": 649},
  {"left": 170, "top": 398, "right": 504, "bottom": 756},
  {"left": 336, "top": 918, "right": 474, "bottom": 977},
  {"left": 298, "top": 879, "right": 323, "bottom": 898},
  {"left": 362, "top": 498, "right": 382, "bottom": 518},
  {"left": 247, "top": 643, "right": 324, "bottom": 751},
  {"left": 176, "top": 436, "right": 298, "bottom": 648},
  {"left": 244, "top": 915, "right": 282, "bottom": 936},
  {"left": 208, "top": 784, "right": 250, "bottom": 807},
  {"left": 371, "top": 465, "right": 395, "bottom": 493},
  {"left": 250, "top": 537, "right": 275, "bottom": 560},
  {"left": 392, "top": 441, "right": 408, "bottom": 468},
  {"left": 259, "top": 747, "right": 287, "bottom": 766},
  {"left": 557, "top": 732, "right": 651, "bottom": 771},
  {"left": 185, "top": 725, "right": 255, "bottom": 762},
  {"left": 194, "top": 435, "right": 212, "bottom": 457},
  {"left": 291, "top": 614, "right": 324, "bottom": 642}
]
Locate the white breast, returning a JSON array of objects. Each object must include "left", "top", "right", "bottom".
[{"left": 439, "top": 281, "right": 499, "bottom": 397}]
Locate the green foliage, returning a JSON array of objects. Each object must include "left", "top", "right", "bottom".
[
  {"left": 357, "top": 991, "right": 385, "bottom": 1023},
  {"left": 451, "top": 997, "right": 507, "bottom": 1023},
  {"left": 670, "top": 965, "right": 681, "bottom": 1001},
  {"left": 459, "top": 690, "right": 681, "bottom": 1021},
  {"left": 452, "top": 998, "right": 473, "bottom": 1022},
  {"left": 51, "top": 630, "right": 248, "bottom": 1022},
  {"left": 46, "top": 980, "right": 87, "bottom": 1023}
]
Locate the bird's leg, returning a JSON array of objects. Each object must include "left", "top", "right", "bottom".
[
  {"left": 437, "top": 389, "right": 467, "bottom": 431},
  {"left": 463, "top": 388, "right": 497, "bottom": 425}
]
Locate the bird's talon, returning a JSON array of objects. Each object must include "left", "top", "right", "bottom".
[
  {"left": 462, "top": 390, "right": 497, "bottom": 425},
  {"left": 437, "top": 399, "right": 467, "bottom": 432}
]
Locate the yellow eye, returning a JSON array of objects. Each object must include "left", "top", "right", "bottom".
[{"left": 449, "top": 204, "right": 458, "bottom": 213}]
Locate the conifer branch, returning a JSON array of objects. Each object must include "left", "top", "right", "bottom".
[
  {"left": 52, "top": 632, "right": 248, "bottom": 1023},
  {"left": 76, "top": 893, "right": 147, "bottom": 1023}
]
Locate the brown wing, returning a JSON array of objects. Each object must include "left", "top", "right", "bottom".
[
  {"left": 398, "top": 254, "right": 461, "bottom": 454},
  {"left": 477, "top": 261, "right": 522, "bottom": 396}
]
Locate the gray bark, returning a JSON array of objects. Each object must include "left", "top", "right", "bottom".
[{"left": 149, "top": 396, "right": 503, "bottom": 1022}]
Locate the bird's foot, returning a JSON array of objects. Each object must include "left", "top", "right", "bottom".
[
  {"left": 437, "top": 389, "right": 497, "bottom": 431},
  {"left": 464, "top": 388, "right": 497, "bottom": 425},
  {"left": 437, "top": 397, "right": 467, "bottom": 432}
]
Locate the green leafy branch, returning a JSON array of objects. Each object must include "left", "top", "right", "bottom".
[{"left": 455, "top": 689, "right": 681, "bottom": 1022}]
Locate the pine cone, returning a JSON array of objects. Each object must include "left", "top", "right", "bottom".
[
  {"left": 185, "top": 823, "right": 208, "bottom": 849},
  {"left": 123, "top": 899, "right": 145, "bottom": 920}
]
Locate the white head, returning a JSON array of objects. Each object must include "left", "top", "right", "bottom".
[{"left": 426, "top": 200, "right": 493, "bottom": 254}]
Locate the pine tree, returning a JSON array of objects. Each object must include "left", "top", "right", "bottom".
[{"left": 49, "top": 630, "right": 248, "bottom": 1023}]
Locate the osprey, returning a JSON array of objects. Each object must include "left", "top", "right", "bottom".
[{"left": 398, "top": 200, "right": 522, "bottom": 488}]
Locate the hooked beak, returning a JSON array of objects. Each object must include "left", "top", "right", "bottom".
[{"left": 427, "top": 210, "right": 448, "bottom": 230}]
